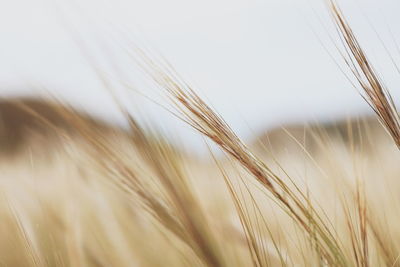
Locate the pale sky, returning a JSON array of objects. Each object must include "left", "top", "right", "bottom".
[{"left": 0, "top": 0, "right": 399, "bottom": 145}]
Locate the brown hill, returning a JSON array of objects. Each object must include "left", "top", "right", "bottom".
[
  {"left": 0, "top": 97, "right": 118, "bottom": 154},
  {"left": 252, "top": 116, "right": 390, "bottom": 155}
]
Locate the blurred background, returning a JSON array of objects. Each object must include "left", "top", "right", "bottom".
[{"left": 0, "top": 0, "right": 399, "bottom": 148}]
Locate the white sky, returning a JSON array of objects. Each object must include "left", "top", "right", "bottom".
[{"left": 0, "top": 0, "right": 400, "bottom": 145}]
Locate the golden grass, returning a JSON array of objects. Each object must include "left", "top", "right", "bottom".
[
  {"left": 328, "top": 1, "right": 400, "bottom": 149},
  {"left": 1, "top": 1, "right": 400, "bottom": 266}
]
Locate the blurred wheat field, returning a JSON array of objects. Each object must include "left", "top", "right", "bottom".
[
  {"left": 0, "top": 96, "right": 399, "bottom": 267},
  {"left": 3, "top": 1, "right": 400, "bottom": 266}
]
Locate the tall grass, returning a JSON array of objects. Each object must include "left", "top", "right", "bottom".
[{"left": 0, "top": 1, "right": 399, "bottom": 266}]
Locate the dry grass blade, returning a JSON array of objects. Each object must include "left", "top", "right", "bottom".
[
  {"left": 328, "top": 0, "right": 400, "bottom": 148},
  {"left": 5, "top": 197, "right": 43, "bottom": 267},
  {"left": 136, "top": 50, "right": 349, "bottom": 265},
  {"left": 210, "top": 151, "right": 286, "bottom": 267}
]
